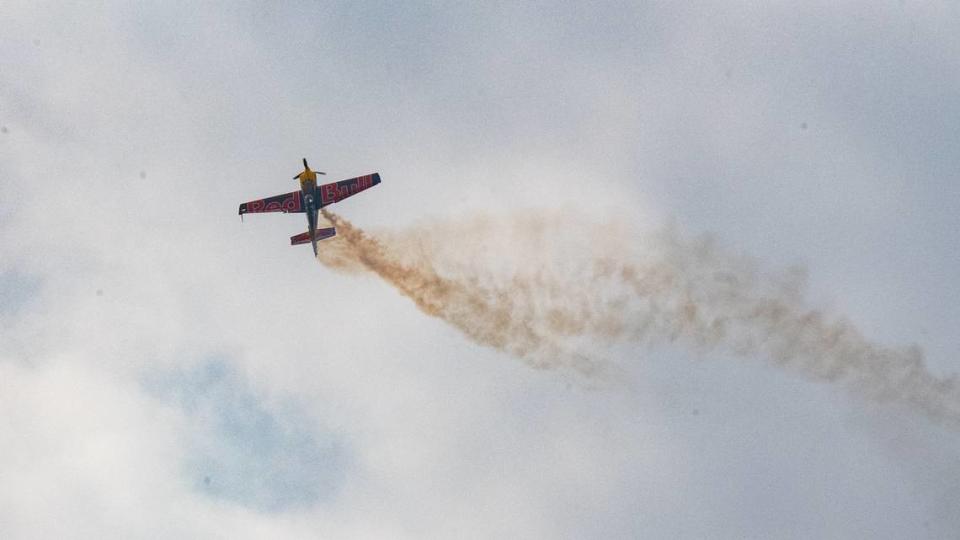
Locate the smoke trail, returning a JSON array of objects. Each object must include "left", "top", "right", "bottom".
[{"left": 319, "top": 208, "right": 960, "bottom": 428}]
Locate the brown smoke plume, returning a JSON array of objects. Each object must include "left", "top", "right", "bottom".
[{"left": 319, "top": 208, "right": 960, "bottom": 428}]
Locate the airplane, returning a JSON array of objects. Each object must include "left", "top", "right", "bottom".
[{"left": 238, "top": 158, "right": 381, "bottom": 255}]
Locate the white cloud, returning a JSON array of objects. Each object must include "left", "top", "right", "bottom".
[{"left": 1, "top": 2, "right": 958, "bottom": 538}]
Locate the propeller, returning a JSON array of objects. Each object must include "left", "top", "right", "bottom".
[
  {"left": 293, "top": 158, "right": 326, "bottom": 179},
  {"left": 294, "top": 171, "right": 327, "bottom": 178}
]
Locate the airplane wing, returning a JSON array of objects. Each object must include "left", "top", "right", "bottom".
[
  {"left": 238, "top": 190, "right": 304, "bottom": 215},
  {"left": 318, "top": 173, "right": 381, "bottom": 207}
]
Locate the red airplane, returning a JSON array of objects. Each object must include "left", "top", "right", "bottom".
[{"left": 239, "top": 158, "right": 381, "bottom": 255}]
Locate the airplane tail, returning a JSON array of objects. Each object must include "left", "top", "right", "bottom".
[{"left": 290, "top": 227, "right": 336, "bottom": 246}]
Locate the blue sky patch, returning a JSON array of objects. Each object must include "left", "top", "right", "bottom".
[
  {"left": 0, "top": 269, "right": 41, "bottom": 317},
  {"left": 146, "top": 358, "right": 348, "bottom": 512}
]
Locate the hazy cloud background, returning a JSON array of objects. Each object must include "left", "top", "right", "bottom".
[{"left": 1, "top": 2, "right": 958, "bottom": 538}]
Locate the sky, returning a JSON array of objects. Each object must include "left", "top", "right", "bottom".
[{"left": 1, "top": 2, "right": 959, "bottom": 538}]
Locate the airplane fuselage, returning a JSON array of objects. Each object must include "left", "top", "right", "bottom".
[
  {"left": 299, "top": 170, "right": 318, "bottom": 194},
  {"left": 297, "top": 166, "right": 321, "bottom": 255}
]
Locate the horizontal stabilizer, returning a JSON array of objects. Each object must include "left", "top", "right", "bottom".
[{"left": 290, "top": 227, "right": 336, "bottom": 246}]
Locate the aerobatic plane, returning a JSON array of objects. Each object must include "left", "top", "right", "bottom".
[{"left": 238, "top": 158, "right": 381, "bottom": 255}]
